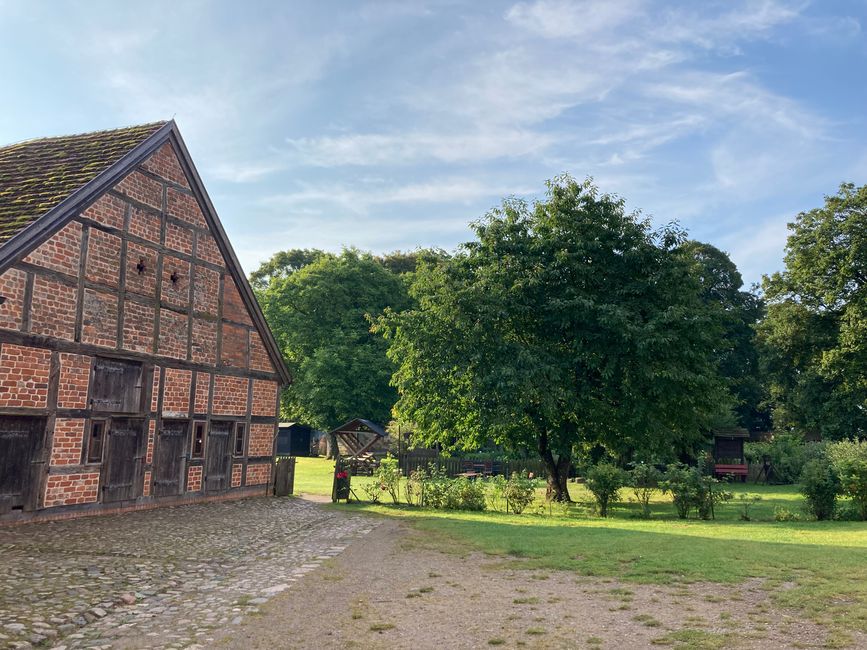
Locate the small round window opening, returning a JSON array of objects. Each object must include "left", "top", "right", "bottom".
[
  {"left": 136, "top": 258, "right": 146, "bottom": 275},
  {"left": 170, "top": 271, "right": 180, "bottom": 285}
]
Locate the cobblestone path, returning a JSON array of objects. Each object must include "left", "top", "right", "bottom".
[{"left": 0, "top": 498, "right": 377, "bottom": 649}]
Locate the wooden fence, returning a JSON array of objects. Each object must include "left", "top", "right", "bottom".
[{"left": 396, "top": 451, "right": 547, "bottom": 479}]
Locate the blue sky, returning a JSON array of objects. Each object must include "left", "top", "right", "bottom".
[{"left": 1, "top": 1, "right": 865, "bottom": 286}]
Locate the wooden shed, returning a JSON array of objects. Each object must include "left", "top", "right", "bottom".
[
  {"left": 712, "top": 427, "right": 750, "bottom": 481},
  {"left": 0, "top": 121, "right": 290, "bottom": 522}
]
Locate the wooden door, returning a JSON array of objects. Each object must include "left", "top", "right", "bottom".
[
  {"left": 152, "top": 420, "right": 188, "bottom": 497},
  {"left": 205, "top": 421, "right": 232, "bottom": 492},
  {"left": 102, "top": 418, "right": 144, "bottom": 503},
  {"left": 0, "top": 416, "right": 45, "bottom": 514},
  {"left": 90, "top": 358, "right": 143, "bottom": 413}
]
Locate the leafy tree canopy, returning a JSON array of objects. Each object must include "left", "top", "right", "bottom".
[
  {"left": 759, "top": 183, "right": 867, "bottom": 439},
  {"left": 678, "top": 241, "right": 768, "bottom": 431},
  {"left": 256, "top": 249, "right": 411, "bottom": 431},
  {"left": 377, "top": 177, "right": 728, "bottom": 500}
]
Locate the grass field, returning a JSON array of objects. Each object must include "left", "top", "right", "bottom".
[{"left": 293, "top": 456, "right": 867, "bottom": 644}]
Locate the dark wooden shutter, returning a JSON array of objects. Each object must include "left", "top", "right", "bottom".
[
  {"left": 102, "top": 418, "right": 144, "bottom": 503},
  {"left": 205, "top": 421, "right": 232, "bottom": 492},
  {"left": 152, "top": 420, "right": 188, "bottom": 497},
  {"left": 0, "top": 416, "right": 45, "bottom": 514},
  {"left": 91, "top": 359, "right": 143, "bottom": 413}
]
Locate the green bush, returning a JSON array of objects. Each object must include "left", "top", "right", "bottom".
[
  {"left": 799, "top": 456, "right": 839, "bottom": 520},
  {"left": 744, "top": 433, "right": 822, "bottom": 484},
  {"left": 372, "top": 454, "right": 401, "bottom": 504},
  {"left": 585, "top": 462, "right": 624, "bottom": 517},
  {"left": 502, "top": 471, "right": 537, "bottom": 514},
  {"left": 629, "top": 462, "right": 660, "bottom": 518},
  {"left": 826, "top": 439, "right": 867, "bottom": 520},
  {"left": 455, "top": 477, "right": 487, "bottom": 511},
  {"left": 660, "top": 462, "right": 731, "bottom": 520}
]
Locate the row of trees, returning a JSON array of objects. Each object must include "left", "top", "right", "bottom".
[{"left": 253, "top": 178, "right": 867, "bottom": 501}]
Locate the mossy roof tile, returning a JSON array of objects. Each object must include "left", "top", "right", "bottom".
[{"left": 0, "top": 122, "right": 166, "bottom": 245}]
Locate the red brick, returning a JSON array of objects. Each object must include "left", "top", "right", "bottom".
[
  {"left": 222, "top": 277, "right": 251, "bottom": 325},
  {"left": 85, "top": 228, "right": 121, "bottom": 288},
  {"left": 125, "top": 242, "right": 158, "bottom": 297},
  {"left": 23, "top": 221, "right": 82, "bottom": 276},
  {"left": 196, "top": 232, "right": 222, "bottom": 267},
  {"left": 220, "top": 322, "right": 248, "bottom": 369},
  {"left": 212, "top": 375, "right": 248, "bottom": 415},
  {"left": 151, "top": 367, "right": 161, "bottom": 412},
  {"left": 122, "top": 300, "right": 155, "bottom": 353},
  {"left": 58, "top": 353, "right": 90, "bottom": 409},
  {"left": 128, "top": 206, "right": 161, "bottom": 244},
  {"left": 231, "top": 463, "right": 242, "bottom": 488},
  {"left": 50, "top": 418, "right": 85, "bottom": 465},
  {"left": 142, "top": 470, "right": 152, "bottom": 497},
  {"left": 249, "top": 330, "right": 275, "bottom": 373},
  {"left": 116, "top": 170, "right": 162, "bottom": 210},
  {"left": 167, "top": 187, "right": 206, "bottom": 228},
  {"left": 0, "top": 268, "right": 26, "bottom": 331},
  {"left": 191, "top": 318, "right": 217, "bottom": 365},
  {"left": 30, "top": 275, "right": 76, "bottom": 341},
  {"left": 158, "top": 309, "right": 187, "bottom": 359},
  {"left": 194, "top": 372, "right": 210, "bottom": 413},
  {"left": 81, "top": 289, "right": 118, "bottom": 348},
  {"left": 146, "top": 419, "right": 156, "bottom": 464},
  {"left": 44, "top": 471, "right": 100, "bottom": 507},
  {"left": 245, "top": 463, "right": 271, "bottom": 486},
  {"left": 187, "top": 465, "right": 202, "bottom": 492},
  {"left": 82, "top": 193, "right": 126, "bottom": 230},
  {"left": 166, "top": 222, "right": 193, "bottom": 255},
  {"left": 141, "top": 142, "right": 190, "bottom": 188},
  {"left": 193, "top": 265, "right": 219, "bottom": 316},
  {"left": 162, "top": 367, "right": 191, "bottom": 416},
  {"left": 161, "top": 255, "right": 190, "bottom": 308},
  {"left": 251, "top": 379, "right": 278, "bottom": 416},
  {"left": 248, "top": 423, "right": 275, "bottom": 457}
]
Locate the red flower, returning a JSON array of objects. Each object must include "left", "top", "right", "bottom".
[{"left": 336, "top": 471, "right": 348, "bottom": 480}]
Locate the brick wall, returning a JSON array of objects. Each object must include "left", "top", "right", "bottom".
[
  {"left": 162, "top": 368, "right": 192, "bottom": 416},
  {"left": 248, "top": 423, "right": 275, "bottom": 457},
  {"left": 231, "top": 463, "right": 243, "bottom": 488},
  {"left": 82, "top": 193, "right": 125, "bottom": 230},
  {"left": 190, "top": 318, "right": 216, "bottom": 365},
  {"left": 122, "top": 300, "right": 155, "bottom": 353},
  {"left": 30, "top": 276, "right": 76, "bottom": 340},
  {"left": 140, "top": 142, "right": 189, "bottom": 189},
  {"left": 221, "top": 322, "right": 248, "bottom": 368},
  {"left": 58, "top": 353, "right": 90, "bottom": 409},
  {"left": 167, "top": 187, "right": 207, "bottom": 228},
  {"left": 158, "top": 308, "right": 188, "bottom": 359},
  {"left": 212, "top": 375, "right": 248, "bottom": 415},
  {"left": 187, "top": 465, "right": 202, "bottom": 491},
  {"left": 81, "top": 289, "right": 118, "bottom": 348},
  {"left": 222, "top": 277, "right": 251, "bottom": 324},
  {"left": 44, "top": 472, "right": 99, "bottom": 507},
  {"left": 0, "top": 344, "right": 51, "bottom": 408},
  {"left": 0, "top": 268, "right": 26, "bottom": 330},
  {"left": 194, "top": 372, "right": 210, "bottom": 413},
  {"left": 116, "top": 170, "right": 162, "bottom": 210},
  {"left": 249, "top": 331, "right": 274, "bottom": 373},
  {"left": 252, "top": 380, "right": 278, "bottom": 416},
  {"left": 50, "top": 419, "right": 85, "bottom": 465},
  {"left": 85, "top": 228, "right": 121, "bottom": 288},
  {"left": 142, "top": 470, "right": 152, "bottom": 497},
  {"left": 23, "top": 221, "right": 81, "bottom": 275},
  {"left": 245, "top": 463, "right": 271, "bottom": 486}
]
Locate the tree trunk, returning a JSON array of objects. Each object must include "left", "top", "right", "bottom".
[{"left": 538, "top": 431, "right": 572, "bottom": 502}]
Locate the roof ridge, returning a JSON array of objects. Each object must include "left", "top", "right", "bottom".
[{"left": 0, "top": 120, "right": 169, "bottom": 151}]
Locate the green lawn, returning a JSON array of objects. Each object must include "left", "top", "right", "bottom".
[{"left": 293, "top": 457, "right": 867, "bottom": 644}]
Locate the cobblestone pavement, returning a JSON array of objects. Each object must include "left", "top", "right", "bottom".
[{"left": 0, "top": 498, "right": 378, "bottom": 649}]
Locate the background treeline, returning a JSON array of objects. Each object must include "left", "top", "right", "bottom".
[{"left": 252, "top": 178, "right": 866, "bottom": 500}]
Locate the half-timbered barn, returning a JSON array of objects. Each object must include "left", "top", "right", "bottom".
[{"left": 0, "top": 121, "right": 290, "bottom": 522}]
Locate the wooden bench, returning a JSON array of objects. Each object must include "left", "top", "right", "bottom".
[{"left": 714, "top": 463, "right": 748, "bottom": 481}]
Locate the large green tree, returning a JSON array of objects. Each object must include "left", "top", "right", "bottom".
[
  {"left": 378, "top": 178, "right": 728, "bottom": 501},
  {"left": 679, "top": 241, "right": 768, "bottom": 431},
  {"left": 759, "top": 183, "right": 867, "bottom": 439},
  {"left": 255, "top": 249, "right": 411, "bottom": 435}
]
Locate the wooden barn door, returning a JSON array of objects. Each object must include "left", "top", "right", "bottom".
[
  {"left": 152, "top": 420, "right": 188, "bottom": 497},
  {"left": 0, "top": 416, "right": 46, "bottom": 514},
  {"left": 102, "top": 418, "right": 145, "bottom": 503},
  {"left": 205, "top": 421, "right": 232, "bottom": 493}
]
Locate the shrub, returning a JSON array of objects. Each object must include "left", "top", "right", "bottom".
[
  {"left": 585, "top": 463, "right": 624, "bottom": 517},
  {"left": 502, "top": 471, "right": 537, "bottom": 514},
  {"left": 362, "top": 481, "right": 382, "bottom": 503},
  {"left": 485, "top": 474, "right": 507, "bottom": 512},
  {"left": 372, "top": 454, "right": 401, "bottom": 504},
  {"left": 800, "top": 456, "right": 839, "bottom": 520},
  {"left": 826, "top": 439, "right": 867, "bottom": 521},
  {"left": 773, "top": 506, "right": 802, "bottom": 522},
  {"left": 735, "top": 493, "right": 762, "bottom": 521},
  {"left": 629, "top": 462, "right": 660, "bottom": 518},
  {"left": 660, "top": 462, "right": 730, "bottom": 520},
  {"left": 455, "top": 477, "right": 487, "bottom": 511},
  {"left": 744, "top": 433, "right": 822, "bottom": 484}
]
